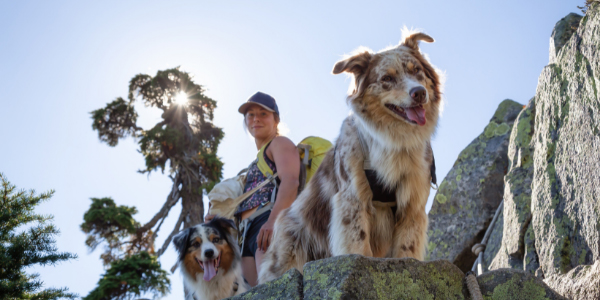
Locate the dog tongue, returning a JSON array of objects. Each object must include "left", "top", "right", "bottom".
[
  {"left": 406, "top": 106, "right": 426, "bottom": 126},
  {"left": 203, "top": 260, "right": 217, "bottom": 282}
]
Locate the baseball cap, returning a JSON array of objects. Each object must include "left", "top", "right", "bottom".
[{"left": 238, "top": 92, "right": 279, "bottom": 115}]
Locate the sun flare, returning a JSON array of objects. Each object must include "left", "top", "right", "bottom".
[{"left": 175, "top": 92, "right": 188, "bottom": 105}]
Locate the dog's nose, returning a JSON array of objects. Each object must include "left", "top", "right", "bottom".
[
  {"left": 205, "top": 249, "right": 214, "bottom": 258},
  {"left": 410, "top": 86, "right": 427, "bottom": 103}
]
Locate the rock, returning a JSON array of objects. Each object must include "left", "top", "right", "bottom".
[
  {"left": 427, "top": 99, "right": 523, "bottom": 272},
  {"left": 531, "top": 6, "right": 600, "bottom": 281},
  {"left": 544, "top": 260, "right": 600, "bottom": 300},
  {"left": 228, "top": 269, "right": 303, "bottom": 300},
  {"left": 549, "top": 13, "right": 583, "bottom": 64},
  {"left": 302, "top": 255, "right": 465, "bottom": 300},
  {"left": 477, "top": 269, "right": 567, "bottom": 300},
  {"left": 483, "top": 98, "right": 539, "bottom": 273}
]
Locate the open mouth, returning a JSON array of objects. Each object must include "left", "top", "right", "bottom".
[
  {"left": 385, "top": 103, "right": 427, "bottom": 126},
  {"left": 195, "top": 253, "right": 221, "bottom": 282}
]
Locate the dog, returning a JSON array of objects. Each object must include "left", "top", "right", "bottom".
[
  {"left": 258, "top": 31, "right": 442, "bottom": 283},
  {"left": 173, "top": 217, "right": 248, "bottom": 300}
]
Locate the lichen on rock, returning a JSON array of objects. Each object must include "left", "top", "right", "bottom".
[{"left": 427, "top": 99, "right": 523, "bottom": 272}]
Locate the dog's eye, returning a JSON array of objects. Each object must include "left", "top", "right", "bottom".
[
  {"left": 381, "top": 75, "right": 394, "bottom": 82},
  {"left": 414, "top": 67, "right": 422, "bottom": 73},
  {"left": 191, "top": 241, "right": 201, "bottom": 248},
  {"left": 212, "top": 237, "right": 220, "bottom": 243}
]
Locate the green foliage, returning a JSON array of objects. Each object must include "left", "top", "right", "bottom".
[
  {"left": 0, "top": 173, "right": 77, "bottom": 300},
  {"left": 81, "top": 198, "right": 140, "bottom": 265},
  {"left": 91, "top": 97, "right": 140, "bottom": 147},
  {"left": 83, "top": 252, "right": 170, "bottom": 300}
]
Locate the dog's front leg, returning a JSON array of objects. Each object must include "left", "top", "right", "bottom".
[
  {"left": 391, "top": 179, "right": 429, "bottom": 260},
  {"left": 329, "top": 187, "right": 373, "bottom": 257}
]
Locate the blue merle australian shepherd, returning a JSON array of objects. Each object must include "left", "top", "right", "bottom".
[{"left": 173, "top": 217, "right": 248, "bottom": 300}]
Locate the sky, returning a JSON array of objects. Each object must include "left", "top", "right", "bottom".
[{"left": 0, "top": 0, "right": 581, "bottom": 298}]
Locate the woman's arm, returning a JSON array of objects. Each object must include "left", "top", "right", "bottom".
[{"left": 256, "top": 136, "right": 300, "bottom": 251}]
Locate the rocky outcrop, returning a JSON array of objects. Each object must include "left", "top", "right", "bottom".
[
  {"left": 549, "top": 13, "right": 583, "bottom": 64},
  {"left": 427, "top": 100, "right": 523, "bottom": 272},
  {"left": 302, "top": 255, "right": 465, "bottom": 300},
  {"left": 477, "top": 269, "right": 567, "bottom": 300},
  {"left": 230, "top": 269, "right": 303, "bottom": 300},
  {"left": 231, "top": 255, "right": 563, "bottom": 300},
  {"left": 544, "top": 260, "right": 600, "bottom": 300},
  {"left": 476, "top": 7, "right": 600, "bottom": 299},
  {"left": 530, "top": 6, "right": 600, "bottom": 297},
  {"left": 482, "top": 98, "right": 538, "bottom": 273}
]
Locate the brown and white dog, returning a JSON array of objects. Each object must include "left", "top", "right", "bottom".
[
  {"left": 173, "top": 217, "right": 248, "bottom": 300},
  {"left": 259, "top": 31, "right": 442, "bottom": 283}
]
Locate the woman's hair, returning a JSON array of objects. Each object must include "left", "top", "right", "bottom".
[{"left": 243, "top": 112, "right": 280, "bottom": 136}]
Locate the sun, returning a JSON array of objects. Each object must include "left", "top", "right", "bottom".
[{"left": 175, "top": 92, "right": 188, "bottom": 105}]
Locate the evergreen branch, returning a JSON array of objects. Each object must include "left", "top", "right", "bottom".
[
  {"left": 157, "top": 210, "right": 185, "bottom": 257},
  {"left": 138, "top": 176, "right": 181, "bottom": 234}
]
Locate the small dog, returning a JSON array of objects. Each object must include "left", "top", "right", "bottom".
[
  {"left": 173, "top": 217, "right": 247, "bottom": 300},
  {"left": 259, "top": 31, "right": 442, "bottom": 283}
]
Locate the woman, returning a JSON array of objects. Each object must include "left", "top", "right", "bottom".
[{"left": 208, "top": 92, "right": 300, "bottom": 287}]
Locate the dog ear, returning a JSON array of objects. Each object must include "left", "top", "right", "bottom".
[
  {"left": 173, "top": 227, "right": 192, "bottom": 260},
  {"left": 402, "top": 32, "right": 434, "bottom": 50},
  {"left": 332, "top": 51, "right": 372, "bottom": 76},
  {"left": 210, "top": 216, "right": 238, "bottom": 236}
]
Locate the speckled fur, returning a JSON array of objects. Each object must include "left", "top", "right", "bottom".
[
  {"left": 259, "top": 32, "right": 442, "bottom": 284},
  {"left": 173, "top": 218, "right": 248, "bottom": 300}
]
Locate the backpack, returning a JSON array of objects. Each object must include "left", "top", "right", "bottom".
[{"left": 256, "top": 136, "right": 333, "bottom": 192}]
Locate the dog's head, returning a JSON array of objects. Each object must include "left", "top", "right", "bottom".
[
  {"left": 333, "top": 31, "right": 443, "bottom": 149},
  {"left": 173, "top": 217, "right": 239, "bottom": 282}
]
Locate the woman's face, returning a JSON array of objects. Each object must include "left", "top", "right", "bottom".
[{"left": 245, "top": 105, "right": 278, "bottom": 139}]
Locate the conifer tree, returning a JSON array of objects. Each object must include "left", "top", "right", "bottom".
[
  {"left": 82, "top": 68, "right": 224, "bottom": 298},
  {"left": 0, "top": 173, "right": 77, "bottom": 300}
]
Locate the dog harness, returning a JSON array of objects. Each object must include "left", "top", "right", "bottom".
[{"left": 353, "top": 120, "right": 437, "bottom": 207}]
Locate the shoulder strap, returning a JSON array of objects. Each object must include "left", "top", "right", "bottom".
[
  {"left": 256, "top": 140, "right": 275, "bottom": 177},
  {"left": 233, "top": 172, "right": 278, "bottom": 205}
]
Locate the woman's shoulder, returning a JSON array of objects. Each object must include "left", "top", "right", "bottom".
[
  {"left": 270, "top": 136, "right": 295, "bottom": 148},
  {"left": 266, "top": 136, "right": 298, "bottom": 160}
]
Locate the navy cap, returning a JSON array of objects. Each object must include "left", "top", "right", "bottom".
[{"left": 238, "top": 92, "right": 279, "bottom": 115}]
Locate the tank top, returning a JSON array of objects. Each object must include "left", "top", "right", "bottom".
[{"left": 236, "top": 142, "right": 278, "bottom": 215}]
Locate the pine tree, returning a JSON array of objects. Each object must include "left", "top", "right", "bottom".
[
  {"left": 0, "top": 173, "right": 77, "bottom": 300},
  {"left": 82, "top": 67, "right": 224, "bottom": 298}
]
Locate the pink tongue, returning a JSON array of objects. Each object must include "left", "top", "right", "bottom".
[
  {"left": 405, "top": 106, "right": 427, "bottom": 125},
  {"left": 203, "top": 260, "right": 217, "bottom": 282}
]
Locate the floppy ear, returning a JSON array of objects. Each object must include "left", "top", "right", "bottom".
[
  {"left": 332, "top": 51, "right": 372, "bottom": 76},
  {"left": 210, "top": 217, "right": 238, "bottom": 236},
  {"left": 172, "top": 227, "right": 192, "bottom": 260},
  {"left": 402, "top": 32, "right": 434, "bottom": 50}
]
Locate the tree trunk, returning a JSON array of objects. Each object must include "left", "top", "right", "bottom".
[{"left": 181, "top": 180, "right": 204, "bottom": 229}]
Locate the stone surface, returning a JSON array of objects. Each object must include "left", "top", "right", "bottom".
[
  {"left": 427, "top": 99, "right": 523, "bottom": 272},
  {"left": 477, "top": 269, "right": 567, "bottom": 300},
  {"left": 483, "top": 98, "right": 539, "bottom": 273},
  {"left": 228, "top": 269, "right": 303, "bottom": 300},
  {"left": 303, "top": 255, "right": 465, "bottom": 300},
  {"left": 544, "top": 260, "right": 600, "bottom": 300},
  {"left": 549, "top": 13, "right": 583, "bottom": 64},
  {"left": 531, "top": 6, "right": 600, "bottom": 280}
]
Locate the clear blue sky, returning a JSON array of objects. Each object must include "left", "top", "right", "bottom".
[{"left": 0, "top": 0, "right": 580, "bottom": 298}]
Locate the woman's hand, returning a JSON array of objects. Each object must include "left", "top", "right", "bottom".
[
  {"left": 204, "top": 214, "right": 216, "bottom": 222},
  {"left": 257, "top": 218, "right": 275, "bottom": 251}
]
